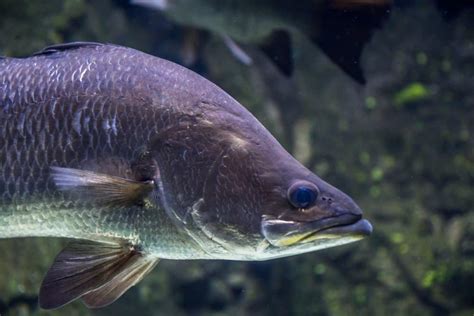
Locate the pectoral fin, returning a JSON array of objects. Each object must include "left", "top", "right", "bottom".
[
  {"left": 51, "top": 167, "right": 154, "bottom": 207},
  {"left": 222, "top": 34, "right": 253, "bottom": 66},
  {"left": 39, "top": 240, "right": 159, "bottom": 309}
]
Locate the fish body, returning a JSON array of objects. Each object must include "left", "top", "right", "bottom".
[
  {"left": 0, "top": 43, "right": 372, "bottom": 309},
  {"left": 0, "top": 42, "right": 232, "bottom": 259}
]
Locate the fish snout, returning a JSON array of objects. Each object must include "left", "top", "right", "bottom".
[
  {"left": 318, "top": 190, "right": 363, "bottom": 218},
  {"left": 318, "top": 194, "right": 372, "bottom": 237},
  {"left": 333, "top": 200, "right": 363, "bottom": 218}
]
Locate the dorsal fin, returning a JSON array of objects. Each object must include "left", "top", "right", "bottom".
[
  {"left": 32, "top": 42, "right": 105, "bottom": 57},
  {"left": 312, "top": 2, "right": 392, "bottom": 84},
  {"left": 258, "top": 30, "right": 293, "bottom": 76}
]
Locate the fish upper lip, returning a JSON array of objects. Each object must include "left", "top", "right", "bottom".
[
  {"left": 302, "top": 213, "right": 363, "bottom": 233},
  {"left": 315, "top": 218, "right": 373, "bottom": 236}
]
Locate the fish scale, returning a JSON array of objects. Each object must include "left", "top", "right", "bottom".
[
  {"left": 0, "top": 45, "right": 202, "bottom": 257},
  {"left": 0, "top": 45, "right": 231, "bottom": 266}
]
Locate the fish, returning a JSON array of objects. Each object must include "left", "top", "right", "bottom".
[
  {"left": 132, "top": 0, "right": 392, "bottom": 84},
  {"left": 0, "top": 42, "right": 372, "bottom": 309}
]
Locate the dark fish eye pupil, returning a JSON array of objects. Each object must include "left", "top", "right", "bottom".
[{"left": 290, "top": 186, "right": 317, "bottom": 208}]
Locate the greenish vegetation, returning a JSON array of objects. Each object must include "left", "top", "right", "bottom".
[{"left": 1, "top": 1, "right": 473, "bottom": 315}]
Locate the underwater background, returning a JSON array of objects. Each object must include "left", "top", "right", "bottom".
[{"left": 0, "top": 0, "right": 473, "bottom": 315}]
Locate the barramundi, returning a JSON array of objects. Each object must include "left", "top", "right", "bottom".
[
  {"left": 0, "top": 42, "right": 372, "bottom": 309},
  {"left": 133, "top": 0, "right": 392, "bottom": 83}
]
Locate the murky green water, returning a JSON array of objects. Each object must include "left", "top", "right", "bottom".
[{"left": 0, "top": 1, "right": 473, "bottom": 315}]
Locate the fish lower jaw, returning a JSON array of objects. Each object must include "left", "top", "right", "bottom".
[
  {"left": 251, "top": 235, "right": 367, "bottom": 261},
  {"left": 296, "top": 218, "right": 373, "bottom": 244}
]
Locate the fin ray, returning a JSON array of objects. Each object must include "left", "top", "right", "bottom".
[
  {"left": 39, "top": 240, "right": 158, "bottom": 309},
  {"left": 82, "top": 257, "right": 159, "bottom": 308},
  {"left": 51, "top": 167, "right": 154, "bottom": 207}
]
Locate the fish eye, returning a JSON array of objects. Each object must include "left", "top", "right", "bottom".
[{"left": 288, "top": 181, "right": 319, "bottom": 209}]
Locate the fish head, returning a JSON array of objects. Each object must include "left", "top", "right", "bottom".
[
  {"left": 256, "top": 157, "right": 373, "bottom": 259},
  {"left": 151, "top": 105, "right": 372, "bottom": 259}
]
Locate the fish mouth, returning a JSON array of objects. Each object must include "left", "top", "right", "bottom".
[{"left": 261, "top": 214, "right": 373, "bottom": 247}]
